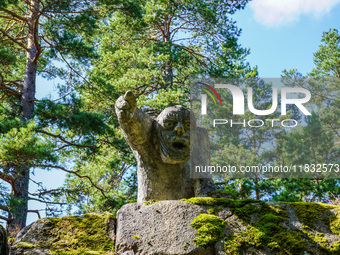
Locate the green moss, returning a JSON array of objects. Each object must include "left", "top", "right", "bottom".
[
  {"left": 222, "top": 203, "right": 307, "bottom": 254},
  {"left": 303, "top": 230, "right": 327, "bottom": 246},
  {"left": 190, "top": 213, "right": 225, "bottom": 247},
  {"left": 132, "top": 235, "right": 140, "bottom": 240},
  {"left": 328, "top": 241, "right": 340, "bottom": 253},
  {"left": 304, "top": 233, "right": 340, "bottom": 254},
  {"left": 328, "top": 211, "right": 340, "bottom": 235},
  {"left": 255, "top": 206, "right": 287, "bottom": 238},
  {"left": 253, "top": 204, "right": 309, "bottom": 254},
  {"left": 184, "top": 197, "right": 261, "bottom": 223},
  {"left": 314, "top": 233, "right": 327, "bottom": 244},
  {"left": 233, "top": 203, "right": 258, "bottom": 222},
  {"left": 186, "top": 198, "right": 311, "bottom": 253},
  {"left": 291, "top": 202, "right": 335, "bottom": 228},
  {"left": 275, "top": 231, "right": 307, "bottom": 255},
  {"left": 287, "top": 203, "right": 340, "bottom": 253},
  {"left": 8, "top": 237, "right": 15, "bottom": 245},
  {"left": 143, "top": 200, "right": 163, "bottom": 205},
  {"left": 187, "top": 199, "right": 340, "bottom": 254},
  {"left": 55, "top": 249, "right": 103, "bottom": 255},
  {"left": 183, "top": 197, "right": 258, "bottom": 207},
  {"left": 183, "top": 197, "right": 228, "bottom": 206},
  {"left": 224, "top": 225, "right": 264, "bottom": 254},
  {"left": 304, "top": 208, "right": 340, "bottom": 254},
  {"left": 16, "top": 213, "right": 115, "bottom": 255},
  {"left": 183, "top": 243, "right": 189, "bottom": 250},
  {"left": 207, "top": 207, "right": 221, "bottom": 215},
  {"left": 14, "top": 242, "right": 37, "bottom": 249}
]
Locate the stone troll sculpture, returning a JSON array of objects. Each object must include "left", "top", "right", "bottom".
[{"left": 115, "top": 91, "right": 214, "bottom": 203}]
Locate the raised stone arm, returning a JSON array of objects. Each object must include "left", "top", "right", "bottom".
[{"left": 115, "top": 91, "right": 153, "bottom": 149}]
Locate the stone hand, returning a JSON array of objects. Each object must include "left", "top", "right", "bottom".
[{"left": 115, "top": 91, "right": 137, "bottom": 120}]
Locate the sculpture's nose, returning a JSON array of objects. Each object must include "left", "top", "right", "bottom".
[{"left": 174, "top": 122, "right": 184, "bottom": 136}]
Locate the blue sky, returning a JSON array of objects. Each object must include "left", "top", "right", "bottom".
[
  {"left": 26, "top": 0, "right": 340, "bottom": 225},
  {"left": 233, "top": 0, "right": 340, "bottom": 77}
]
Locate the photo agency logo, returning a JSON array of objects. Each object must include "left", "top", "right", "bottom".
[
  {"left": 197, "top": 81, "right": 312, "bottom": 128},
  {"left": 190, "top": 78, "right": 339, "bottom": 179}
]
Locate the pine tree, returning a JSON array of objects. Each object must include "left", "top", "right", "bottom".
[
  {"left": 0, "top": 0, "right": 101, "bottom": 231},
  {"left": 274, "top": 29, "right": 340, "bottom": 203},
  {"left": 59, "top": 0, "right": 253, "bottom": 213}
]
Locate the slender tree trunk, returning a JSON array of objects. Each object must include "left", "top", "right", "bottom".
[
  {"left": 255, "top": 189, "right": 260, "bottom": 200},
  {"left": 163, "top": 17, "right": 173, "bottom": 89},
  {"left": 316, "top": 179, "right": 321, "bottom": 202},
  {"left": 239, "top": 182, "right": 243, "bottom": 199},
  {"left": 255, "top": 174, "right": 260, "bottom": 200},
  {"left": 8, "top": 168, "right": 30, "bottom": 232},
  {"left": 8, "top": 0, "right": 39, "bottom": 232}
]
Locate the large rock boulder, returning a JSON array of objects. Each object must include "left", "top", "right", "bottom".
[
  {"left": 115, "top": 198, "right": 340, "bottom": 255},
  {"left": 115, "top": 200, "right": 214, "bottom": 254},
  {"left": 0, "top": 225, "right": 8, "bottom": 255},
  {"left": 10, "top": 213, "right": 115, "bottom": 255},
  {"left": 8, "top": 198, "right": 340, "bottom": 255}
]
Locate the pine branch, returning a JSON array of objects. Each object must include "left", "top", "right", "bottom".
[
  {"left": 32, "top": 12, "right": 41, "bottom": 64},
  {"left": 28, "top": 209, "right": 41, "bottom": 219},
  {"left": 0, "top": 28, "right": 28, "bottom": 50},
  {"left": 35, "top": 164, "right": 109, "bottom": 199},
  {"left": 0, "top": 215, "right": 9, "bottom": 222},
  {"left": 1, "top": 8, "right": 28, "bottom": 22},
  {"left": 28, "top": 197, "right": 67, "bottom": 205},
  {"left": 0, "top": 204, "right": 9, "bottom": 212},
  {"left": 37, "top": 130, "right": 98, "bottom": 149},
  {"left": 0, "top": 171, "right": 18, "bottom": 194}
]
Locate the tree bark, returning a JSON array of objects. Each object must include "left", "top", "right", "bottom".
[
  {"left": 163, "top": 17, "right": 173, "bottom": 89},
  {"left": 8, "top": 168, "right": 30, "bottom": 232},
  {"left": 8, "top": 0, "right": 39, "bottom": 232},
  {"left": 21, "top": 0, "right": 38, "bottom": 121}
]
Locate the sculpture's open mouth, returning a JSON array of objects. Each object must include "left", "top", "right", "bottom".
[{"left": 172, "top": 141, "right": 187, "bottom": 151}]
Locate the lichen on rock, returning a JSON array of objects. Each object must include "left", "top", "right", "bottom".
[
  {"left": 10, "top": 198, "right": 340, "bottom": 255},
  {"left": 184, "top": 197, "right": 340, "bottom": 254},
  {"left": 11, "top": 212, "right": 115, "bottom": 255}
]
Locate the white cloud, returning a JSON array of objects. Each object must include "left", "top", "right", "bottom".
[{"left": 250, "top": 0, "right": 340, "bottom": 26}]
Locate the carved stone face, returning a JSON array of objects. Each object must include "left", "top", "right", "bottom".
[{"left": 156, "top": 105, "right": 195, "bottom": 164}]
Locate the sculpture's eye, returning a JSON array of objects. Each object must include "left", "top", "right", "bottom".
[
  {"left": 184, "top": 122, "right": 191, "bottom": 129},
  {"left": 164, "top": 121, "right": 175, "bottom": 128}
]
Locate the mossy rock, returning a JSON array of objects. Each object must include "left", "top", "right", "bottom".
[
  {"left": 191, "top": 213, "right": 225, "bottom": 247},
  {"left": 12, "top": 213, "right": 115, "bottom": 255},
  {"left": 184, "top": 197, "right": 340, "bottom": 254},
  {"left": 15, "top": 199, "right": 340, "bottom": 255},
  {"left": 290, "top": 202, "right": 335, "bottom": 228}
]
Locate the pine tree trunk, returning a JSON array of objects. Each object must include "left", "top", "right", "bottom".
[
  {"left": 163, "top": 18, "right": 173, "bottom": 89},
  {"left": 8, "top": 168, "right": 30, "bottom": 232},
  {"left": 8, "top": 0, "right": 39, "bottom": 232},
  {"left": 255, "top": 173, "right": 260, "bottom": 200},
  {"left": 255, "top": 189, "right": 260, "bottom": 200}
]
